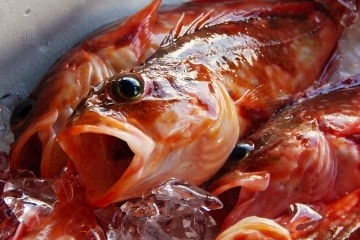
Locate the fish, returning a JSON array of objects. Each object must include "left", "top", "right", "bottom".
[
  {"left": 9, "top": 0, "right": 269, "bottom": 177},
  {"left": 205, "top": 75, "right": 360, "bottom": 238},
  {"left": 55, "top": 0, "right": 354, "bottom": 207}
]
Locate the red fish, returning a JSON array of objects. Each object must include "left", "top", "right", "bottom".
[
  {"left": 56, "top": 0, "right": 351, "bottom": 207},
  {"left": 206, "top": 75, "right": 360, "bottom": 238},
  {"left": 9, "top": 0, "right": 264, "bottom": 177}
]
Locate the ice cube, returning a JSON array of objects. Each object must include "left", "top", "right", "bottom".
[
  {"left": 95, "top": 204, "right": 123, "bottom": 240},
  {"left": 118, "top": 178, "right": 223, "bottom": 240},
  {"left": 3, "top": 178, "right": 57, "bottom": 222}
]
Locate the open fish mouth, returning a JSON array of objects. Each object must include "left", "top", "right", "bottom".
[{"left": 57, "top": 112, "right": 155, "bottom": 206}]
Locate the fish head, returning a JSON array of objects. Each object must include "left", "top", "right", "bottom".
[
  {"left": 58, "top": 71, "right": 239, "bottom": 206},
  {"left": 209, "top": 101, "right": 339, "bottom": 229}
]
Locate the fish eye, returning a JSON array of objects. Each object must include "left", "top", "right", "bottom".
[
  {"left": 10, "top": 99, "right": 35, "bottom": 132},
  {"left": 110, "top": 73, "right": 145, "bottom": 101},
  {"left": 228, "top": 140, "right": 255, "bottom": 161}
]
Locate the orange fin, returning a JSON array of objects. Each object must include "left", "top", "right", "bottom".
[
  {"left": 161, "top": 9, "right": 214, "bottom": 46},
  {"left": 82, "top": 0, "right": 162, "bottom": 57},
  {"left": 294, "top": 74, "right": 360, "bottom": 104},
  {"left": 234, "top": 82, "right": 291, "bottom": 136},
  {"left": 161, "top": 1, "right": 318, "bottom": 47},
  {"left": 237, "top": 82, "right": 290, "bottom": 115}
]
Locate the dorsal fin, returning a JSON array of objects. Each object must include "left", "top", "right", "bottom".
[
  {"left": 160, "top": 1, "right": 317, "bottom": 47},
  {"left": 82, "top": 0, "right": 162, "bottom": 54},
  {"left": 161, "top": 9, "right": 215, "bottom": 46},
  {"left": 294, "top": 74, "right": 360, "bottom": 104}
]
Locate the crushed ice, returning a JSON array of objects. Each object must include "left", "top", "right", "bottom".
[
  {"left": 117, "top": 178, "right": 222, "bottom": 240},
  {"left": 1, "top": 175, "right": 222, "bottom": 239},
  {"left": 3, "top": 178, "right": 57, "bottom": 222}
]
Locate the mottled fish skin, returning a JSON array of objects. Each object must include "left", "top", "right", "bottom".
[
  {"left": 206, "top": 75, "right": 360, "bottom": 235},
  {"left": 57, "top": 1, "right": 351, "bottom": 207},
  {"left": 9, "top": 0, "right": 259, "bottom": 177}
]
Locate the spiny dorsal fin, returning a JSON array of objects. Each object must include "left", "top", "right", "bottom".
[
  {"left": 161, "top": 9, "right": 215, "bottom": 46},
  {"left": 160, "top": 1, "right": 317, "bottom": 47},
  {"left": 82, "top": 0, "right": 162, "bottom": 53}
]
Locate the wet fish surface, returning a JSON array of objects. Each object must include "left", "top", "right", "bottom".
[
  {"left": 56, "top": 0, "right": 352, "bottom": 207},
  {"left": 2, "top": 0, "right": 359, "bottom": 239},
  {"left": 10, "top": 0, "right": 271, "bottom": 177},
  {"left": 207, "top": 75, "right": 360, "bottom": 239}
]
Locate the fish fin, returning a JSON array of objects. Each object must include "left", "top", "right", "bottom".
[
  {"left": 318, "top": 188, "right": 360, "bottom": 239},
  {"left": 210, "top": 171, "right": 270, "bottom": 196},
  {"left": 235, "top": 82, "right": 290, "bottom": 134},
  {"left": 161, "top": 9, "right": 214, "bottom": 46},
  {"left": 294, "top": 74, "right": 360, "bottom": 103},
  {"left": 187, "top": 0, "right": 358, "bottom": 26},
  {"left": 82, "top": 0, "right": 162, "bottom": 56},
  {"left": 337, "top": 119, "right": 360, "bottom": 138},
  {"left": 161, "top": 1, "right": 318, "bottom": 47}
]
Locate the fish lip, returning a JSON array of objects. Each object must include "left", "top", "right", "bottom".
[{"left": 57, "top": 112, "right": 155, "bottom": 206}]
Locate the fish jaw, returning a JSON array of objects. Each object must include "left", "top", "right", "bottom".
[{"left": 57, "top": 113, "right": 155, "bottom": 206}]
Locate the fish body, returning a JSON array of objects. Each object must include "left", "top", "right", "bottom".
[
  {"left": 9, "top": 0, "right": 267, "bottom": 177},
  {"left": 207, "top": 75, "right": 360, "bottom": 236},
  {"left": 56, "top": 0, "right": 350, "bottom": 206}
]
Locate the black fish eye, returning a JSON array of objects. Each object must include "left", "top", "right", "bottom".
[
  {"left": 10, "top": 99, "right": 35, "bottom": 132},
  {"left": 110, "top": 73, "right": 145, "bottom": 101},
  {"left": 228, "top": 140, "right": 255, "bottom": 161}
]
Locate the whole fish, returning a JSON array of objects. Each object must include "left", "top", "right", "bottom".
[
  {"left": 9, "top": 0, "right": 265, "bottom": 177},
  {"left": 206, "top": 75, "right": 360, "bottom": 238},
  {"left": 55, "top": 0, "right": 352, "bottom": 207}
]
